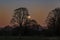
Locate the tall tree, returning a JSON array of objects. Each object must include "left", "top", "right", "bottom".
[
  {"left": 46, "top": 8, "right": 60, "bottom": 35},
  {"left": 9, "top": 7, "right": 31, "bottom": 36}
]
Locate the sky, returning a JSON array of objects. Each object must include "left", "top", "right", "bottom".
[{"left": 0, "top": 0, "right": 60, "bottom": 27}]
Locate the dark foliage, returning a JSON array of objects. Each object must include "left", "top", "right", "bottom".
[
  {"left": 0, "top": 24, "right": 43, "bottom": 36},
  {"left": 46, "top": 8, "right": 60, "bottom": 36}
]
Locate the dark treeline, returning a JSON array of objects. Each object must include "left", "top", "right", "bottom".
[
  {"left": 0, "top": 7, "right": 60, "bottom": 36},
  {"left": 0, "top": 23, "right": 44, "bottom": 36}
]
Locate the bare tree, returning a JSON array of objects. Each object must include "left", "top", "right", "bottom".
[
  {"left": 10, "top": 7, "right": 30, "bottom": 27},
  {"left": 46, "top": 8, "right": 60, "bottom": 35}
]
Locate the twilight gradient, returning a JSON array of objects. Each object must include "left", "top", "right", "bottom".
[{"left": 0, "top": 0, "right": 60, "bottom": 27}]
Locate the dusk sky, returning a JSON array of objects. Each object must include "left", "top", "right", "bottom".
[{"left": 0, "top": 0, "right": 60, "bottom": 27}]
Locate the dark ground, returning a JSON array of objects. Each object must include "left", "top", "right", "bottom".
[{"left": 0, "top": 36, "right": 59, "bottom": 40}]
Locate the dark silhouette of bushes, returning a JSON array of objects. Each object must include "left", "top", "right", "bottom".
[{"left": 0, "top": 22, "right": 43, "bottom": 36}]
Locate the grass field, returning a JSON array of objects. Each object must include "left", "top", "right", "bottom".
[{"left": 0, "top": 36, "right": 59, "bottom": 40}]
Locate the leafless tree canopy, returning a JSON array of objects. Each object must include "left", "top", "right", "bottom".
[
  {"left": 46, "top": 8, "right": 60, "bottom": 30},
  {"left": 10, "top": 7, "right": 29, "bottom": 26}
]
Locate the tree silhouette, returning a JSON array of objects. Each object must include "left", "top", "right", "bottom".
[
  {"left": 9, "top": 7, "right": 31, "bottom": 36},
  {"left": 10, "top": 7, "right": 30, "bottom": 27},
  {"left": 46, "top": 8, "right": 60, "bottom": 36}
]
